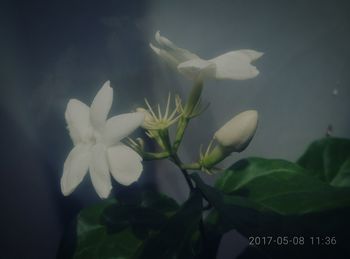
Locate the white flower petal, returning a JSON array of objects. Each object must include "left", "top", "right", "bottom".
[
  {"left": 177, "top": 59, "right": 216, "bottom": 80},
  {"left": 150, "top": 43, "right": 181, "bottom": 68},
  {"left": 90, "top": 81, "right": 113, "bottom": 131},
  {"left": 89, "top": 143, "right": 112, "bottom": 198},
  {"left": 103, "top": 112, "right": 144, "bottom": 146},
  {"left": 65, "top": 99, "right": 90, "bottom": 145},
  {"left": 151, "top": 31, "right": 200, "bottom": 66},
  {"left": 107, "top": 144, "right": 143, "bottom": 186},
  {"left": 149, "top": 42, "right": 161, "bottom": 55},
  {"left": 238, "top": 49, "right": 264, "bottom": 61},
  {"left": 210, "top": 50, "right": 263, "bottom": 80},
  {"left": 61, "top": 144, "right": 90, "bottom": 196},
  {"left": 155, "top": 30, "right": 177, "bottom": 48},
  {"left": 136, "top": 108, "right": 153, "bottom": 128}
]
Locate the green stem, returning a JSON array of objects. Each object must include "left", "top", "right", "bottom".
[
  {"left": 158, "top": 129, "right": 172, "bottom": 152},
  {"left": 173, "top": 116, "right": 189, "bottom": 152},
  {"left": 173, "top": 80, "right": 203, "bottom": 152},
  {"left": 170, "top": 154, "right": 195, "bottom": 191},
  {"left": 142, "top": 151, "right": 170, "bottom": 160},
  {"left": 181, "top": 162, "right": 201, "bottom": 170},
  {"left": 184, "top": 80, "right": 203, "bottom": 116},
  {"left": 157, "top": 127, "right": 210, "bottom": 250},
  {"left": 170, "top": 154, "right": 208, "bottom": 249},
  {"left": 160, "top": 128, "right": 195, "bottom": 190}
]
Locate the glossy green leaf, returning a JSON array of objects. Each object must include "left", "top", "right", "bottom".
[
  {"left": 136, "top": 189, "right": 203, "bottom": 259},
  {"left": 73, "top": 199, "right": 141, "bottom": 259},
  {"left": 215, "top": 158, "right": 350, "bottom": 214},
  {"left": 74, "top": 191, "right": 179, "bottom": 259},
  {"left": 194, "top": 174, "right": 350, "bottom": 259},
  {"left": 192, "top": 174, "right": 278, "bottom": 234},
  {"left": 331, "top": 158, "right": 350, "bottom": 187},
  {"left": 102, "top": 206, "right": 169, "bottom": 240},
  {"left": 297, "top": 137, "right": 350, "bottom": 184}
]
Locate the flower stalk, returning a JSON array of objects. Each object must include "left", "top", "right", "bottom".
[
  {"left": 142, "top": 151, "right": 170, "bottom": 160},
  {"left": 173, "top": 80, "right": 203, "bottom": 151},
  {"left": 183, "top": 80, "right": 204, "bottom": 116}
]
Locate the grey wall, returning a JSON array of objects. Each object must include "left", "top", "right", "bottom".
[{"left": 1, "top": 0, "right": 350, "bottom": 258}]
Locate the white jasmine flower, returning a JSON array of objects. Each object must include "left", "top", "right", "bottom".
[
  {"left": 61, "top": 81, "right": 145, "bottom": 198},
  {"left": 150, "top": 31, "right": 263, "bottom": 81},
  {"left": 214, "top": 110, "right": 258, "bottom": 152}
]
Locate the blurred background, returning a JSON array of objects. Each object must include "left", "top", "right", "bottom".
[{"left": 1, "top": 0, "right": 350, "bottom": 258}]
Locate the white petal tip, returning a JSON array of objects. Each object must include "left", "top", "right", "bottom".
[
  {"left": 66, "top": 98, "right": 82, "bottom": 108},
  {"left": 102, "top": 80, "right": 112, "bottom": 89},
  {"left": 251, "top": 67, "right": 260, "bottom": 78},
  {"left": 99, "top": 81, "right": 113, "bottom": 96},
  {"left": 67, "top": 99, "right": 75, "bottom": 106},
  {"left": 60, "top": 181, "right": 72, "bottom": 197},
  {"left": 60, "top": 173, "right": 72, "bottom": 196},
  {"left": 149, "top": 43, "right": 161, "bottom": 55},
  {"left": 155, "top": 30, "right": 161, "bottom": 42},
  {"left": 62, "top": 191, "right": 71, "bottom": 197},
  {"left": 247, "top": 110, "right": 258, "bottom": 117},
  {"left": 122, "top": 180, "right": 136, "bottom": 187},
  {"left": 244, "top": 50, "right": 264, "bottom": 61},
  {"left": 97, "top": 188, "right": 111, "bottom": 199},
  {"left": 254, "top": 51, "right": 264, "bottom": 60}
]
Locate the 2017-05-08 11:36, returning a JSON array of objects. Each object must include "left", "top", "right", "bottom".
[{"left": 248, "top": 236, "right": 337, "bottom": 246}]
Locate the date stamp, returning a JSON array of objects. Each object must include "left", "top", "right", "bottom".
[{"left": 248, "top": 236, "right": 337, "bottom": 246}]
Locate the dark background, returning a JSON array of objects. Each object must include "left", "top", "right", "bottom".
[{"left": 1, "top": 0, "right": 350, "bottom": 258}]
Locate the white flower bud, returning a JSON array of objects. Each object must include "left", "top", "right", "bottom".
[{"left": 214, "top": 110, "right": 258, "bottom": 152}]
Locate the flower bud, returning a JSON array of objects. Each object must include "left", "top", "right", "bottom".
[
  {"left": 214, "top": 110, "right": 258, "bottom": 152},
  {"left": 201, "top": 110, "right": 258, "bottom": 169}
]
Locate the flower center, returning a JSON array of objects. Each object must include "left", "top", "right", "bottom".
[{"left": 80, "top": 127, "right": 102, "bottom": 145}]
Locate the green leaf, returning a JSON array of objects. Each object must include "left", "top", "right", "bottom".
[
  {"left": 75, "top": 199, "right": 116, "bottom": 251},
  {"left": 136, "top": 189, "right": 203, "bottom": 259},
  {"left": 195, "top": 174, "right": 350, "bottom": 259},
  {"left": 102, "top": 206, "right": 169, "bottom": 240},
  {"left": 215, "top": 157, "right": 350, "bottom": 214},
  {"left": 192, "top": 174, "right": 278, "bottom": 235},
  {"left": 74, "top": 199, "right": 142, "bottom": 259},
  {"left": 193, "top": 176, "right": 268, "bottom": 259},
  {"left": 73, "top": 191, "right": 179, "bottom": 259},
  {"left": 297, "top": 137, "right": 350, "bottom": 184},
  {"left": 331, "top": 158, "right": 350, "bottom": 187}
]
